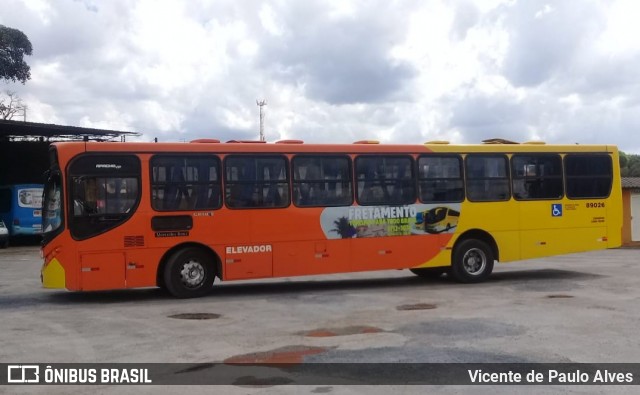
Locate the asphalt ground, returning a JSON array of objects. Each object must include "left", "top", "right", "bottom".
[{"left": 0, "top": 245, "right": 639, "bottom": 394}]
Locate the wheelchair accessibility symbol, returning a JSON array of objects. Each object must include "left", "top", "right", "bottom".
[{"left": 552, "top": 204, "right": 563, "bottom": 217}]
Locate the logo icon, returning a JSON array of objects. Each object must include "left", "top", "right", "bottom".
[
  {"left": 551, "top": 204, "right": 563, "bottom": 217},
  {"left": 7, "top": 365, "right": 40, "bottom": 383}
]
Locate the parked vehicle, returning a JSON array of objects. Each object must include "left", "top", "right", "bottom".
[
  {"left": 0, "top": 184, "right": 44, "bottom": 237},
  {"left": 0, "top": 220, "right": 9, "bottom": 248}
]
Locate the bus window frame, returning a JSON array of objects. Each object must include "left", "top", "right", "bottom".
[
  {"left": 355, "top": 154, "right": 417, "bottom": 206},
  {"left": 417, "top": 154, "right": 465, "bottom": 203},
  {"left": 510, "top": 153, "right": 564, "bottom": 201},
  {"left": 223, "top": 154, "right": 291, "bottom": 210},
  {"left": 291, "top": 154, "right": 354, "bottom": 208},
  {"left": 149, "top": 154, "right": 223, "bottom": 212},
  {"left": 464, "top": 153, "right": 511, "bottom": 202},
  {"left": 67, "top": 153, "right": 142, "bottom": 241},
  {"left": 564, "top": 153, "right": 613, "bottom": 200}
]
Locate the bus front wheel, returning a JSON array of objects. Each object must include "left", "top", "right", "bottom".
[
  {"left": 450, "top": 239, "right": 494, "bottom": 283},
  {"left": 164, "top": 247, "right": 215, "bottom": 298}
]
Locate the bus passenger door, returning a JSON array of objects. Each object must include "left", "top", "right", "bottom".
[
  {"left": 80, "top": 252, "right": 126, "bottom": 290},
  {"left": 224, "top": 244, "right": 273, "bottom": 280}
]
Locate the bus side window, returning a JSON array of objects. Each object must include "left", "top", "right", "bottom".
[
  {"left": 151, "top": 155, "right": 222, "bottom": 211},
  {"left": 292, "top": 155, "right": 352, "bottom": 207},
  {"left": 465, "top": 155, "right": 510, "bottom": 202},
  {"left": 225, "top": 155, "right": 289, "bottom": 209},
  {"left": 418, "top": 155, "right": 465, "bottom": 203},
  {"left": 565, "top": 154, "right": 612, "bottom": 199},
  {"left": 68, "top": 154, "right": 141, "bottom": 240},
  {"left": 356, "top": 155, "right": 414, "bottom": 206},
  {"left": 511, "top": 154, "right": 563, "bottom": 200}
]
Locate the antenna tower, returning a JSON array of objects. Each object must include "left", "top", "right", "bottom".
[{"left": 256, "top": 99, "right": 267, "bottom": 142}]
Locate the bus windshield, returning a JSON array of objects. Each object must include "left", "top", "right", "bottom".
[{"left": 42, "top": 172, "right": 63, "bottom": 235}]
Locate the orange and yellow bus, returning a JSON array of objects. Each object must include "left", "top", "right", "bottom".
[{"left": 40, "top": 139, "right": 622, "bottom": 298}]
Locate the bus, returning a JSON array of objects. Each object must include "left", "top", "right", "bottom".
[
  {"left": 415, "top": 207, "right": 460, "bottom": 234},
  {"left": 40, "top": 139, "right": 622, "bottom": 298},
  {"left": 0, "top": 184, "right": 44, "bottom": 238}
]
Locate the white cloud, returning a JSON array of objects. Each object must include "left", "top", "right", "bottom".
[
  {"left": 534, "top": 4, "right": 553, "bottom": 19},
  {"left": 1, "top": 0, "right": 640, "bottom": 152},
  {"left": 259, "top": 4, "right": 284, "bottom": 36}
]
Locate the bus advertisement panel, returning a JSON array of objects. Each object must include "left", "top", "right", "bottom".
[{"left": 40, "top": 141, "right": 622, "bottom": 298}]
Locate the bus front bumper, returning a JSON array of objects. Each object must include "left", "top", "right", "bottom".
[{"left": 41, "top": 258, "right": 66, "bottom": 289}]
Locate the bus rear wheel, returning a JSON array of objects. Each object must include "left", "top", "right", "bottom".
[
  {"left": 450, "top": 239, "right": 494, "bottom": 283},
  {"left": 163, "top": 247, "right": 215, "bottom": 298}
]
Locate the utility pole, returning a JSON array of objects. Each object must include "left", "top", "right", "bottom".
[{"left": 256, "top": 99, "right": 267, "bottom": 142}]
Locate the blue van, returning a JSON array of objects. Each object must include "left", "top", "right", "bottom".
[{"left": 0, "top": 184, "right": 44, "bottom": 237}]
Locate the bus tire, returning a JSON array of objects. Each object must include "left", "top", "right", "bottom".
[
  {"left": 410, "top": 267, "right": 446, "bottom": 279},
  {"left": 450, "top": 239, "right": 494, "bottom": 283},
  {"left": 163, "top": 247, "right": 215, "bottom": 298}
]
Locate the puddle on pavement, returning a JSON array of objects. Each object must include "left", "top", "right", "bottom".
[
  {"left": 546, "top": 294, "right": 574, "bottom": 299},
  {"left": 300, "top": 325, "right": 383, "bottom": 337},
  {"left": 396, "top": 303, "right": 437, "bottom": 311},
  {"left": 224, "top": 345, "right": 329, "bottom": 364},
  {"left": 168, "top": 313, "right": 221, "bottom": 320}
]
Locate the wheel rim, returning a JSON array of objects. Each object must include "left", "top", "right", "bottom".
[
  {"left": 462, "top": 248, "right": 487, "bottom": 275},
  {"left": 180, "top": 259, "right": 206, "bottom": 289}
]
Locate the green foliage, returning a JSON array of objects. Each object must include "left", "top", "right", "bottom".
[
  {"left": 620, "top": 151, "right": 640, "bottom": 177},
  {"left": 0, "top": 25, "right": 33, "bottom": 84}
]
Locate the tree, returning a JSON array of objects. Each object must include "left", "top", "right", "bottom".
[
  {"left": 619, "top": 151, "right": 628, "bottom": 169},
  {"left": 0, "top": 25, "right": 33, "bottom": 84},
  {"left": 620, "top": 151, "right": 640, "bottom": 177},
  {"left": 0, "top": 91, "right": 27, "bottom": 120}
]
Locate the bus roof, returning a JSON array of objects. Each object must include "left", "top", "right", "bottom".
[{"left": 51, "top": 140, "right": 618, "bottom": 156}]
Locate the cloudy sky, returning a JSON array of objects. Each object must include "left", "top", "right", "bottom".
[{"left": 2, "top": 0, "right": 640, "bottom": 152}]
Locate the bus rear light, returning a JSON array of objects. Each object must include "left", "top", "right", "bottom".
[{"left": 13, "top": 218, "right": 19, "bottom": 226}]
